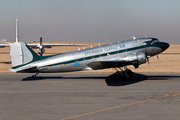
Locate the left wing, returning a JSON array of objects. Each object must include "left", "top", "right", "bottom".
[
  {"left": 87, "top": 60, "right": 137, "bottom": 70},
  {"left": 87, "top": 52, "right": 147, "bottom": 70}
]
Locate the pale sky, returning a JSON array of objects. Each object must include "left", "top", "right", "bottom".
[{"left": 0, "top": 0, "right": 180, "bottom": 43}]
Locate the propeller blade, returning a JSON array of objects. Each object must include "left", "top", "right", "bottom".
[
  {"left": 147, "top": 57, "right": 149, "bottom": 65},
  {"left": 40, "top": 36, "right": 42, "bottom": 46},
  {"left": 39, "top": 36, "right": 44, "bottom": 56},
  {"left": 145, "top": 46, "right": 149, "bottom": 65},
  {"left": 157, "top": 55, "right": 159, "bottom": 60}
]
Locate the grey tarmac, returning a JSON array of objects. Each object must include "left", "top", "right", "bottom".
[{"left": 0, "top": 73, "right": 180, "bottom": 120}]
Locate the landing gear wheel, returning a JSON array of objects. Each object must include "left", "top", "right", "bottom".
[
  {"left": 114, "top": 67, "right": 133, "bottom": 80},
  {"left": 122, "top": 69, "right": 133, "bottom": 80}
]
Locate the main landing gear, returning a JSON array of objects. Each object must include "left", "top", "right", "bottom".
[
  {"left": 32, "top": 72, "right": 39, "bottom": 78},
  {"left": 114, "top": 66, "right": 133, "bottom": 80}
]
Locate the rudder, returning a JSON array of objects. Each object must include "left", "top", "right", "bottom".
[{"left": 10, "top": 42, "right": 39, "bottom": 67}]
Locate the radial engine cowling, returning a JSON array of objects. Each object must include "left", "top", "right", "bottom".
[
  {"left": 38, "top": 44, "right": 45, "bottom": 56},
  {"left": 136, "top": 52, "right": 146, "bottom": 65}
]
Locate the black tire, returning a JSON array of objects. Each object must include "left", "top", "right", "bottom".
[{"left": 122, "top": 69, "right": 133, "bottom": 80}]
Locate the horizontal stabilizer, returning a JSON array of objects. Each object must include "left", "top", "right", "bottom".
[
  {"left": 0, "top": 43, "right": 10, "bottom": 47},
  {"left": 9, "top": 66, "right": 38, "bottom": 73}
]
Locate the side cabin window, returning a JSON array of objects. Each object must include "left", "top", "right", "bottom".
[
  {"left": 79, "top": 58, "right": 84, "bottom": 62},
  {"left": 95, "top": 55, "right": 100, "bottom": 58},
  {"left": 109, "top": 51, "right": 117, "bottom": 55},
  {"left": 85, "top": 56, "right": 91, "bottom": 60},
  {"left": 91, "top": 56, "right": 95, "bottom": 59}
]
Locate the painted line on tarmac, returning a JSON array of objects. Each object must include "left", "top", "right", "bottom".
[{"left": 60, "top": 92, "right": 180, "bottom": 120}]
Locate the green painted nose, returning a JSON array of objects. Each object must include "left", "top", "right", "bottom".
[{"left": 161, "top": 42, "right": 170, "bottom": 51}]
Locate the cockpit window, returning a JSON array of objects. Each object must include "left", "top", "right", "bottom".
[
  {"left": 153, "top": 40, "right": 159, "bottom": 42},
  {"left": 151, "top": 38, "right": 159, "bottom": 44},
  {"left": 152, "top": 38, "right": 159, "bottom": 42}
]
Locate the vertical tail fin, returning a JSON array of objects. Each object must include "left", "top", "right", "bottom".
[
  {"left": 16, "top": 19, "right": 19, "bottom": 43},
  {"left": 10, "top": 19, "right": 39, "bottom": 67}
]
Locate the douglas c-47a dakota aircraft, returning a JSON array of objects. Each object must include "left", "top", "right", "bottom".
[{"left": 0, "top": 19, "right": 169, "bottom": 80}]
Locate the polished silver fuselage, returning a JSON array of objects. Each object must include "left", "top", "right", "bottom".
[{"left": 26, "top": 38, "right": 164, "bottom": 73}]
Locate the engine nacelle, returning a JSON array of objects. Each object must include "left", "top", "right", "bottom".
[
  {"left": 136, "top": 52, "right": 146, "bottom": 65},
  {"left": 38, "top": 44, "right": 45, "bottom": 56}
]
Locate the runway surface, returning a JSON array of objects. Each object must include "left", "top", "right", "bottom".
[{"left": 0, "top": 73, "right": 180, "bottom": 120}]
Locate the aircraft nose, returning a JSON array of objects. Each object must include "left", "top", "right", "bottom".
[{"left": 161, "top": 42, "right": 170, "bottom": 51}]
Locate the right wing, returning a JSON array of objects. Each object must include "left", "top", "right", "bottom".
[
  {"left": 27, "top": 43, "right": 93, "bottom": 48},
  {"left": 0, "top": 43, "right": 93, "bottom": 48}
]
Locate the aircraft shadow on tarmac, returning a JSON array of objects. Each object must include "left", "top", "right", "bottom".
[
  {"left": 21, "top": 72, "right": 147, "bottom": 86},
  {"left": 105, "top": 72, "right": 148, "bottom": 86},
  {"left": 146, "top": 75, "right": 180, "bottom": 80},
  {"left": 105, "top": 73, "right": 180, "bottom": 86},
  {"left": 21, "top": 73, "right": 180, "bottom": 86},
  {"left": 22, "top": 76, "right": 63, "bottom": 81},
  {"left": 21, "top": 76, "right": 106, "bottom": 81}
]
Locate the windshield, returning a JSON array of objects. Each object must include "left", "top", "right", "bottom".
[{"left": 151, "top": 38, "right": 159, "bottom": 44}]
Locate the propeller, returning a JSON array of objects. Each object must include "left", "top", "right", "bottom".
[
  {"left": 38, "top": 36, "right": 45, "bottom": 56},
  {"left": 145, "top": 45, "right": 150, "bottom": 65},
  {"left": 147, "top": 56, "right": 150, "bottom": 65}
]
